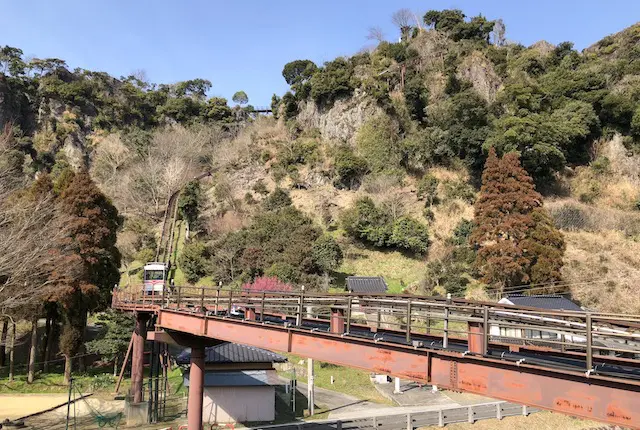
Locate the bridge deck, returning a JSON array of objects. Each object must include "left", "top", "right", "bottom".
[{"left": 113, "top": 287, "right": 640, "bottom": 428}]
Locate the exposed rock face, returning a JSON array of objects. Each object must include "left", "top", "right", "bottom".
[
  {"left": 457, "top": 51, "right": 502, "bottom": 103},
  {"left": 297, "top": 89, "right": 384, "bottom": 143},
  {"left": 530, "top": 40, "right": 555, "bottom": 56}
]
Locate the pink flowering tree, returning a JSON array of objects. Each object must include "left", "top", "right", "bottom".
[{"left": 242, "top": 276, "right": 294, "bottom": 293}]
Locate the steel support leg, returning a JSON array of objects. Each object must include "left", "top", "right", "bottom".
[
  {"left": 188, "top": 346, "right": 205, "bottom": 430},
  {"left": 131, "top": 313, "right": 149, "bottom": 403}
]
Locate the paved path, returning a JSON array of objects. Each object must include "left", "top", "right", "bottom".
[
  {"left": 375, "top": 379, "right": 458, "bottom": 407},
  {"left": 293, "top": 381, "right": 380, "bottom": 418}
]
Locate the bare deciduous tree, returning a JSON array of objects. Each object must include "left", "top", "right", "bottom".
[
  {"left": 0, "top": 127, "right": 68, "bottom": 314},
  {"left": 392, "top": 9, "right": 414, "bottom": 40},
  {"left": 366, "top": 26, "right": 385, "bottom": 43}
]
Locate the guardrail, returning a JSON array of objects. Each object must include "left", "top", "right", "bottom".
[{"left": 250, "top": 401, "right": 537, "bottom": 429}]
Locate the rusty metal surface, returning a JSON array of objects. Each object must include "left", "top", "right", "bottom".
[
  {"left": 113, "top": 287, "right": 640, "bottom": 428},
  {"left": 154, "top": 310, "right": 640, "bottom": 427}
]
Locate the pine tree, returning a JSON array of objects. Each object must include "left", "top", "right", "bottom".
[
  {"left": 48, "top": 170, "right": 122, "bottom": 384},
  {"left": 471, "top": 148, "right": 565, "bottom": 290}
]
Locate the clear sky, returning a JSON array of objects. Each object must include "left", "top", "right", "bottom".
[{"left": 1, "top": 1, "right": 639, "bottom": 106}]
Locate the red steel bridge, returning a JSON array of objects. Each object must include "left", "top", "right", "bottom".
[{"left": 112, "top": 286, "right": 640, "bottom": 430}]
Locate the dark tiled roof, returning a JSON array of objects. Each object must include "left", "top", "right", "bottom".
[
  {"left": 184, "top": 370, "right": 281, "bottom": 387},
  {"left": 176, "top": 343, "right": 288, "bottom": 365},
  {"left": 346, "top": 276, "right": 388, "bottom": 293},
  {"left": 504, "top": 295, "right": 583, "bottom": 312}
]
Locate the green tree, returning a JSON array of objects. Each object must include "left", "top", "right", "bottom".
[
  {"left": 179, "top": 241, "right": 209, "bottom": 284},
  {"left": 178, "top": 181, "right": 201, "bottom": 238},
  {"left": 341, "top": 197, "right": 393, "bottom": 247},
  {"left": 282, "top": 60, "right": 318, "bottom": 86},
  {"left": 470, "top": 148, "right": 565, "bottom": 290},
  {"left": 356, "top": 115, "right": 402, "bottom": 173},
  {"left": 311, "top": 235, "right": 343, "bottom": 273},
  {"left": 232, "top": 90, "right": 249, "bottom": 106},
  {"left": 309, "top": 58, "right": 356, "bottom": 106},
  {"left": 86, "top": 310, "right": 135, "bottom": 375}
]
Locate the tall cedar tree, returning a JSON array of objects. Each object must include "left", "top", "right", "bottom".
[
  {"left": 47, "top": 170, "right": 122, "bottom": 384},
  {"left": 470, "top": 148, "right": 564, "bottom": 289}
]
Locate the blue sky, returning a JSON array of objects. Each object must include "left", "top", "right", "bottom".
[{"left": 1, "top": 1, "right": 639, "bottom": 106}]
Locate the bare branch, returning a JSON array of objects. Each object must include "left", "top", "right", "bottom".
[{"left": 366, "top": 26, "right": 385, "bottom": 43}]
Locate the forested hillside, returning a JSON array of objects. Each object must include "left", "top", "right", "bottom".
[{"left": 2, "top": 5, "right": 640, "bottom": 355}]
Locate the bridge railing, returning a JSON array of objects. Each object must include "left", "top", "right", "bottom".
[{"left": 112, "top": 285, "right": 640, "bottom": 371}]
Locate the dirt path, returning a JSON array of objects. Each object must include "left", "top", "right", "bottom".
[{"left": 0, "top": 394, "right": 70, "bottom": 420}]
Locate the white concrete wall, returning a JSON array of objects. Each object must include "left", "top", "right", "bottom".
[{"left": 202, "top": 386, "right": 275, "bottom": 423}]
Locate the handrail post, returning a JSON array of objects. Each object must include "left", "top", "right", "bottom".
[
  {"left": 482, "top": 306, "right": 489, "bottom": 355},
  {"left": 443, "top": 293, "right": 451, "bottom": 349},
  {"left": 406, "top": 300, "right": 412, "bottom": 344},
  {"left": 177, "top": 286, "right": 181, "bottom": 309},
  {"left": 214, "top": 289, "right": 220, "bottom": 316},
  {"left": 586, "top": 313, "right": 593, "bottom": 371},
  {"left": 200, "top": 287, "right": 205, "bottom": 313},
  {"left": 261, "top": 292, "right": 266, "bottom": 322},
  {"left": 161, "top": 283, "right": 165, "bottom": 309},
  {"left": 227, "top": 290, "right": 233, "bottom": 316},
  {"left": 346, "top": 296, "right": 352, "bottom": 334},
  {"left": 297, "top": 292, "right": 304, "bottom": 326}
]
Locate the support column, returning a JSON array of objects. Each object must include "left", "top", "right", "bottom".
[
  {"left": 131, "top": 312, "right": 149, "bottom": 403},
  {"left": 245, "top": 308, "right": 256, "bottom": 321},
  {"left": 330, "top": 308, "right": 344, "bottom": 334},
  {"left": 467, "top": 321, "right": 485, "bottom": 355},
  {"left": 394, "top": 377, "right": 401, "bottom": 394},
  {"left": 188, "top": 345, "right": 205, "bottom": 430}
]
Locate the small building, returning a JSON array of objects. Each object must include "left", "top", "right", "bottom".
[
  {"left": 177, "top": 343, "right": 287, "bottom": 424},
  {"left": 346, "top": 276, "right": 388, "bottom": 294},
  {"left": 491, "top": 295, "right": 583, "bottom": 340}
]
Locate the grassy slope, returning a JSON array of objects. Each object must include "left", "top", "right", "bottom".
[
  {"left": 280, "top": 353, "right": 392, "bottom": 405},
  {"left": 337, "top": 244, "right": 426, "bottom": 293}
]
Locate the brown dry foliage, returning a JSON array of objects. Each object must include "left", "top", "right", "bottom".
[{"left": 472, "top": 148, "right": 564, "bottom": 289}]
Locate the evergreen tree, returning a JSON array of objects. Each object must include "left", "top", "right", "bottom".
[
  {"left": 48, "top": 170, "right": 122, "bottom": 384},
  {"left": 470, "top": 148, "right": 564, "bottom": 289},
  {"left": 178, "top": 180, "right": 201, "bottom": 238}
]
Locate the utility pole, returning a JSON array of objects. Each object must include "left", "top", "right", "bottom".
[{"left": 307, "top": 358, "right": 315, "bottom": 416}]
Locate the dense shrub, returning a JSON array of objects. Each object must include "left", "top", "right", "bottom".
[
  {"left": 262, "top": 188, "right": 292, "bottom": 211},
  {"left": 332, "top": 146, "right": 369, "bottom": 189},
  {"left": 341, "top": 197, "right": 430, "bottom": 256},
  {"left": 416, "top": 174, "right": 439, "bottom": 206},
  {"left": 390, "top": 217, "right": 430, "bottom": 255}
]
